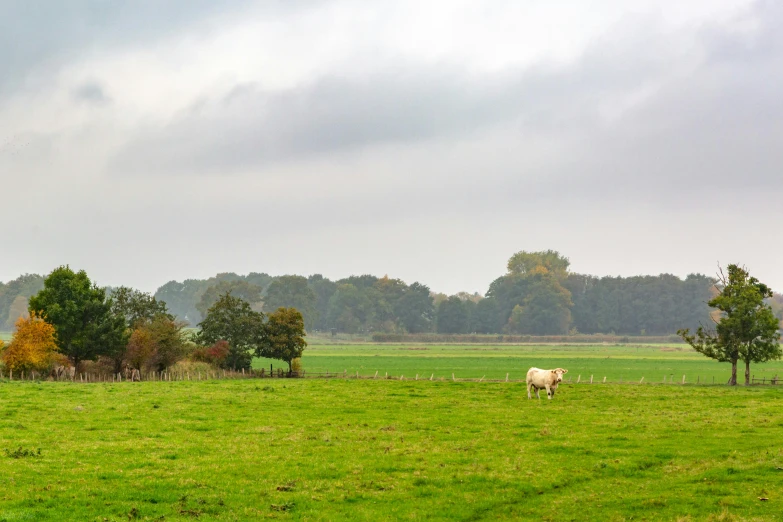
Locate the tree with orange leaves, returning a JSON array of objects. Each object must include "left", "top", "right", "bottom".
[{"left": 1, "top": 313, "right": 59, "bottom": 373}]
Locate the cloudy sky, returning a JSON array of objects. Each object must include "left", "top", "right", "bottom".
[{"left": 1, "top": 0, "right": 781, "bottom": 294}]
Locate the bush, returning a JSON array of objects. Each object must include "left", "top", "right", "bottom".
[
  {"left": 291, "top": 358, "right": 303, "bottom": 374},
  {"left": 189, "top": 340, "right": 230, "bottom": 368}
]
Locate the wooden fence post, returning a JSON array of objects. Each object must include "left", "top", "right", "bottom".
[
  {"left": 639, "top": 377, "right": 644, "bottom": 384},
  {"left": 682, "top": 375, "right": 686, "bottom": 384},
  {"left": 479, "top": 376, "right": 485, "bottom": 382},
  {"left": 603, "top": 376, "right": 606, "bottom": 383},
  {"left": 430, "top": 374, "right": 434, "bottom": 381},
  {"left": 577, "top": 375, "right": 581, "bottom": 383},
  {"left": 506, "top": 373, "right": 509, "bottom": 382},
  {"left": 400, "top": 375, "right": 404, "bottom": 380},
  {"left": 590, "top": 375, "right": 593, "bottom": 384},
  {"left": 356, "top": 371, "right": 359, "bottom": 379},
  {"left": 452, "top": 373, "right": 456, "bottom": 382},
  {"left": 415, "top": 374, "right": 418, "bottom": 381},
  {"left": 374, "top": 371, "right": 378, "bottom": 379}
]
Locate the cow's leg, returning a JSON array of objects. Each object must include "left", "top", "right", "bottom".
[
  {"left": 535, "top": 386, "right": 540, "bottom": 399},
  {"left": 545, "top": 384, "right": 552, "bottom": 399},
  {"left": 527, "top": 382, "right": 532, "bottom": 399},
  {"left": 551, "top": 386, "right": 556, "bottom": 398}
]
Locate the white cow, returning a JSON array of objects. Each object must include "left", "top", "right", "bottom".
[{"left": 526, "top": 367, "right": 568, "bottom": 400}]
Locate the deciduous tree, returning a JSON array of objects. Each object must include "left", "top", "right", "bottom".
[
  {"left": 28, "top": 266, "right": 128, "bottom": 369},
  {"left": 259, "top": 308, "right": 307, "bottom": 372},
  {"left": 196, "top": 293, "right": 265, "bottom": 370},
  {"left": 1, "top": 313, "right": 59, "bottom": 373},
  {"left": 679, "top": 265, "right": 781, "bottom": 385}
]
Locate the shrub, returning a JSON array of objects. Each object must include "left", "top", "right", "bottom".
[
  {"left": 291, "top": 358, "right": 303, "bottom": 374},
  {"left": 1, "top": 314, "right": 59, "bottom": 373},
  {"left": 189, "top": 340, "right": 230, "bottom": 368}
]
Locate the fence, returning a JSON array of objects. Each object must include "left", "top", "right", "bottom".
[{"left": 0, "top": 368, "right": 780, "bottom": 385}]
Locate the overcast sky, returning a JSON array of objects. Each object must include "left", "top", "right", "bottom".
[{"left": 1, "top": 0, "right": 782, "bottom": 295}]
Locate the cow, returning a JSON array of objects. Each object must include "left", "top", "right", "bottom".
[{"left": 526, "top": 367, "right": 568, "bottom": 400}]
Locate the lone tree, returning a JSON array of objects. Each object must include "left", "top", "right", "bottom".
[
  {"left": 196, "top": 293, "right": 266, "bottom": 370},
  {"left": 28, "top": 266, "right": 128, "bottom": 369},
  {"left": 678, "top": 264, "right": 781, "bottom": 385},
  {"left": 259, "top": 307, "right": 307, "bottom": 373}
]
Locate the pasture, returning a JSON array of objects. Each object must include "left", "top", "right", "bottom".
[
  {"left": 1, "top": 377, "right": 782, "bottom": 521},
  {"left": 263, "top": 343, "right": 783, "bottom": 384}
]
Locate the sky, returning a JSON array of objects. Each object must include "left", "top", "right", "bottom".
[{"left": 1, "top": 0, "right": 782, "bottom": 295}]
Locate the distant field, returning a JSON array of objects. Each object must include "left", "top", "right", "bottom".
[
  {"left": 1, "top": 380, "right": 781, "bottom": 521},
  {"left": 264, "top": 343, "right": 783, "bottom": 384}
]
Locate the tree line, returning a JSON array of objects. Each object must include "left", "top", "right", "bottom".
[
  {"left": 2, "top": 251, "right": 782, "bottom": 338},
  {"left": 153, "top": 251, "right": 764, "bottom": 336},
  {"left": 0, "top": 267, "right": 306, "bottom": 376}
]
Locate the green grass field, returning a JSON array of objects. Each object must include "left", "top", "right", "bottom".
[
  {"left": 1, "top": 379, "right": 782, "bottom": 521},
  {"left": 264, "top": 343, "right": 783, "bottom": 384},
  {"left": 3, "top": 342, "right": 783, "bottom": 520}
]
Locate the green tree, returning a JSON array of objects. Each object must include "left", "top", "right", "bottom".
[
  {"left": 196, "top": 280, "right": 262, "bottom": 318},
  {"left": 196, "top": 293, "right": 265, "bottom": 370},
  {"left": 507, "top": 250, "right": 570, "bottom": 278},
  {"left": 394, "top": 282, "right": 434, "bottom": 333},
  {"left": 436, "top": 296, "right": 469, "bottom": 334},
  {"left": 28, "top": 266, "right": 128, "bottom": 369},
  {"left": 111, "top": 286, "right": 172, "bottom": 328},
  {"left": 264, "top": 276, "right": 317, "bottom": 330},
  {"left": 308, "top": 275, "right": 338, "bottom": 331},
  {"left": 326, "top": 284, "right": 374, "bottom": 333},
  {"left": 503, "top": 270, "right": 572, "bottom": 335},
  {"left": 259, "top": 308, "right": 307, "bottom": 372},
  {"left": 679, "top": 265, "right": 781, "bottom": 386}
]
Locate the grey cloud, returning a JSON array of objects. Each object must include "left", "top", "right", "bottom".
[
  {"left": 72, "top": 82, "right": 110, "bottom": 105},
  {"left": 110, "top": 30, "right": 670, "bottom": 177},
  {"left": 0, "top": 0, "right": 312, "bottom": 95}
]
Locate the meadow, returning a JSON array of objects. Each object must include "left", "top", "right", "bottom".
[
  {"left": 259, "top": 342, "right": 783, "bottom": 385},
  {"left": 2, "top": 377, "right": 783, "bottom": 521},
  {"left": 2, "top": 342, "right": 783, "bottom": 520}
]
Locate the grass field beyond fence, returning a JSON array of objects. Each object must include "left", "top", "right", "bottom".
[
  {"left": 1, "top": 379, "right": 782, "bottom": 521},
  {"left": 261, "top": 343, "right": 783, "bottom": 385}
]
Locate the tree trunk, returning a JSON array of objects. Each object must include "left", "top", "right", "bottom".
[
  {"left": 744, "top": 360, "right": 751, "bottom": 386},
  {"left": 729, "top": 359, "right": 738, "bottom": 386}
]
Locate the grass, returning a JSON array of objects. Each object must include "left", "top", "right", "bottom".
[
  {"left": 255, "top": 343, "right": 783, "bottom": 384},
  {"left": 1, "top": 378, "right": 782, "bottom": 521}
]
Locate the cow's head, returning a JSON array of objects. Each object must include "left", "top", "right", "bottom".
[{"left": 552, "top": 368, "right": 568, "bottom": 383}]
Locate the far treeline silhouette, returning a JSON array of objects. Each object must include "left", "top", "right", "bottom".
[{"left": 2, "top": 251, "right": 782, "bottom": 336}]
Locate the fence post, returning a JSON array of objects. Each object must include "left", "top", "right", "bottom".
[
  {"left": 374, "top": 371, "right": 378, "bottom": 379},
  {"left": 452, "top": 373, "right": 456, "bottom": 382},
  {"left": 431, "top": 374, "right": 434, "bottom": 381},
  {"left": 385, "top": 372, "right": 388, "bottom": 379},
  {"left": 356, "top": 371, "right": 359, "bottom": 379},
  {"left": 639, "top": 377, "right": 644, "bottom": 384},
  {"left": 577, "top": 375, "right": 581, "bottom": 383},
  {"left": 506, "top": 373, "right": 509, "bottom": 382},
  {"left": 415, "top": 374, "right": 418, "bottom": 381},
  {"left": 603, "top": 376, "right": 606, "bottom": 383},
  {"left": 682, "top": 375, "right": 686, "bottom": 384},
  {"left": 400, "top": 375, "right": 404, "bottom": 381},
  {"left": 590, "top": 375, "right": 593, "bottom": 384},
  {"left": 697, "top": 376, "right": 699, "bottom": 384}
]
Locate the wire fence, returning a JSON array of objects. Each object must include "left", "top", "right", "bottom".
[{"left": 0, "top": 368, "right": 780, "bottom": 385}]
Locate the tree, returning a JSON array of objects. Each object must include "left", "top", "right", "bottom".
[
  {"left": 436, "top": 296, "right": 469, "bottom": 334},
  {"left": 394, "top": 282, "right": 434, "bottom": 333},
  {"left": 110, "top": 286, "right": 172, "bottom": 328},
  {"left": 1, "top": 313, "right": 59, "bottom": 373},
  {"left": 326, "top": 284, "right": 374, "bottom": 333},
  {"left": 679, "top": 265, "right": 781, "bottom": 386},
  {"left": 260, "top": 308, "right": 307, "bottom": 372},
  {"left": 28, "top": 266, "right": 128, "bottom": 369},
  {"left": 507, "top": 250, "right": 570, "bottom": 278},
  {"left": 196, "top": 293, "right": 265, "bottom": 370},
  {"left": 264, "top": 276, "right": 317, "bottom": 329},
  {"left": 503, "top": 270, "right": 573, "bottom": 335},
  {"left": 196, "top": 280, "right": 262, "bottom": 318}
]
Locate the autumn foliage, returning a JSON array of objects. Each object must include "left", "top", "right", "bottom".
[{"left": 1, "top": 313, "right": 59, "bottom": 373}]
